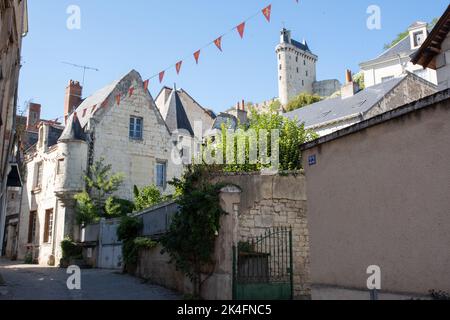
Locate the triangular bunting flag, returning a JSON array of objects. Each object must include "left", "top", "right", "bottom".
[
  {"left": 262, "top": 4, "right": 272, "bottom": 22},
  {"left": 82, "top": 108, "right": 87, "bottom": 117},
  {"left": 194, "top": 50, "right": 201, "bottom": 64},
  {"left": 115, "top": 94, "right": 121, "bottom": 106},
  {"left": 237, "top": 22, "right": 245, "bottom": 39},
  {"left": 128, "top": 87, "right": 134, "bottom": 97},
  {"left": 176, "top": 61, "right": 183, "bottom": 75},
  {"left": 214, "top": 36, "right": 223, "bottom": 51},
  {"left": 159, "top": 71, "right": 165, "bottom": 83},
  {"left": 143, "top": 79, "right": 149, "bottom": 90}
]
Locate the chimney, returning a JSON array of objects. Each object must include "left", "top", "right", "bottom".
[
  {"left": 64, "top": 80, "right": 83, "bottom": 124},
  {"left": 26, "top": 103, "right": 41, "bottom": 133},
  {"left": 341, "top": 69, "right": 359, "bottom": 99}
]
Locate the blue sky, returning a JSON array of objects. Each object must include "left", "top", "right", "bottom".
[{"left": 19, "top": 0, "right": 449, "bottom": 119}]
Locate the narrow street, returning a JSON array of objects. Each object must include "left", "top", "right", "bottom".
[{"left": 0, "top": 259, "right": 181, "bottom": 300}]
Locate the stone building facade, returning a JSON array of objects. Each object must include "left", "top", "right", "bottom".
[
  {"left": 0, "top": 0, "right": 28, "bottom": 256},
  {"left": 17, "top": 70, "right": 183, "bottom": 265}
]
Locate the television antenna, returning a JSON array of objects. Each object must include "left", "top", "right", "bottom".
[{"left": 61, "top": 61, "right": 99, "bottom": 87}]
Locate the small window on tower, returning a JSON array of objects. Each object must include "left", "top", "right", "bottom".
[
  {"left": 297, "top": 67, "right": 299, "bottom": 73},
  {"left": 279, "top": 64, "right": 282, "bottom": 70},
  {"left": 306, "top": 71, "right": 308, "bottom": 77},
  {"left": 296, "top": 56, "right": 298, "bottom": 63},
  {"left": 302, "top": 80, "right": 304, "bottom": 86},
  {"left": 304, "top": 60, "right": 306, "bottom": 66}
]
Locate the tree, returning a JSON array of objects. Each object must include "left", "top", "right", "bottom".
[
  {"left": 133, "top": 185, "right": 164, "bottom": 212},
  {"left": 161, "top": 165, "right": 226, "bottom": 298},
  {"left": 285, "top": 93, "right": 322, "bottom": 113},
  {"left": 214, "top": 110, "right": 318, "bottom": 172},
  {"left": 75, "top": 158, "right": 128, "bottom": 225},
  {"left": 353, "top": 72, "right": 365, "bottom": 90}
]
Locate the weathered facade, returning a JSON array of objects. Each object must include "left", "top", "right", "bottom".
[
  {"left": 301, "top": 90, "right": 450, "bottom": 296},
  {"left": 134, "top": 173, "right": 311, "bottom": 300},
  {"left": 17, "top": 70, "right": 183, "bottom": 265},
  {"left": 0, "top": 0, "right": 28, "bottom": 256}
]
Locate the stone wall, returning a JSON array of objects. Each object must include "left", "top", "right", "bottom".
[
  {"left": 135, "top": 173, "right": 310, "bottom": 300},
  {"left": 211, "top": 173, "right": 310, "bottom": 298}
]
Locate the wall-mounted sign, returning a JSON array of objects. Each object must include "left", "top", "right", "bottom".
[{"left": 308, "top": 155, "right": 317, "bottom": 166}]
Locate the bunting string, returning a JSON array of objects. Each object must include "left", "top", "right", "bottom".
[{"left": 44, "top": 1, "right": 301, "bottom": 124}]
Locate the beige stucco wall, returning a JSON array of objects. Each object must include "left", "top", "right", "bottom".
[{"left": 302, "top": 95, "right": 450, "bottom": 294}]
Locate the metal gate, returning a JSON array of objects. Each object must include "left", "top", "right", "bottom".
[{"left": 233, "top": 227, "right": 293, "bottom": 300}]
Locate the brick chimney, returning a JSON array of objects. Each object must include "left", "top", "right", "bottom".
[
  {"left": 341, "top": 70, "right": 359, "bottom": 99},
  {"left": 64, "top": 80, "right": 83, "bottom": 124},
  {"left": 26, "top": 103, "right": 41, "bottom": 133}
]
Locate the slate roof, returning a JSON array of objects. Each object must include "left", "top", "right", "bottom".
[
  {"left": 73, "top": 79, "right": 120, "bottom": 129},
  {"left": 160, "top": 89, "right": 194, "bottom": 136},
  {"left": 291, "top": 39, "right": 311, "bottom": 53},
  {"left": 59, "top": 113, "right": 87, "bottom": 141},
  {"left": 284, "top": 76, "right": 406, "bottom": 128},
  {"left": 361, "top": 23, "right": 433, "bottom": 66}
]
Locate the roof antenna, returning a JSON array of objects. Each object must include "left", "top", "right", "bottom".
[{"left": 61, "top": 61, "right": 100, "bottom": 88}]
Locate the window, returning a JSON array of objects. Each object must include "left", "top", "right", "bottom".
[
  {"left": 10, "top": 192, "right": 15, "bottom": 200},
  {"left": 35, "top": 162, "right": 43, "bottom": 189},
  {"left": 57, "top": 159, "right": 65, "bottom": 175},
  {"left": 413, "top": 31, "right": 425, "bottom": 47},
  {"left": 129, "top": 116, "right": 143, "bottom": 140},
  {"left": 297, "top": 67, "right": 299, "bottom": 73},
  {"left": 156, "top": 161, "right": 167, "bottom": 188},
  {"left": 279, "top": 64, "right": 282, "bottom": 70},
  {"left": 306, "top": 71, "right": 308, "bottom": 77},
  {"left": 44, "top": 209, "right": 54, "bottom": 243},
  {"left": 295, "top": 56, "right": 298, "bottom": 63},
  {"left": 302, "top": 80, "right": 304, "bottom": 86},
  {"left": 304, "top": 60, "right": 306, "bottom": 66},
  {"left": 28, "top": 211, "right": 37, "bottom": 244}
]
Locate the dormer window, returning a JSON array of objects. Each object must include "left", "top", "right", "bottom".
[{"left": 413, "top": 30, "right": 425, "bottom": 48}]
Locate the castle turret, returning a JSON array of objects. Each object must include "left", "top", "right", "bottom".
[
  {"left": 276, "top": 28, "right": 318, "bottom": 105},
  {"left": 54, "top": 113, "right": 88, "bottom": 204}
]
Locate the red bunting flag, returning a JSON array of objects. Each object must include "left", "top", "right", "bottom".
[
  {"left": 176, "top": 61, "right": 183, "bottom": 75},
  {"left": 82, "top": 108, "right": 87, "bottom": 117},
  {"left": 128, "top": 87, "right": 134, "bottom": 97},
  {"left": 194, "top": 50, "right": 201, "bottom": 64},
  {"left": 262, "top": 4, "right": 272, "bottom": 22},
  {"left": 115, "top": 94, "right": 121, "bottom": 106},
  {"left": 214, "top": 36, "right": 223, "bottom": 51},
  {"left": 159, "top": 71, "right": 165, "bottom": 83},
  {"left": 143, "top": 79, "right": 149, "bottom": 90},
  {"left": 237, "top": 22, "right": 246, "bottom": 39}
]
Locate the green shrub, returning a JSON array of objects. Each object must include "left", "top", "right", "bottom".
[
  {"left": 117, "top": 216, "right": 143, "bottom": 271},
  {"left": 105, "top": 197, "right": 134, "bottom": 218},
  {"left": 133, "top": 185, "right": 164, "bottom": 212},
  {"left": 61, "top": 237, "right": 82, "bottom": 260}
]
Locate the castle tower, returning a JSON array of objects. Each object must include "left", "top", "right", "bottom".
[
  {"left": 54, "top": 113, "right": 88, "bottom": 240},
  {"left": 276, "top": 28, "right": 318, "bottom": 105}
]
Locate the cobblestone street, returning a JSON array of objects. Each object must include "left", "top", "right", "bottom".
[{"left": 0, "top": 259, "right": 181, "bottom": 300}]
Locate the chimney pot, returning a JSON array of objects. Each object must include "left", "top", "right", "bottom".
[
  {"left": 64, "top": 79, "right": 83, "bottom": 124},
  {"left": 345, "top": 69, "right": 352, "bottom": 84}
]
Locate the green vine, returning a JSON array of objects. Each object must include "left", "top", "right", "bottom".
[{"left": 160, "top": 165, "right": 227, "bottom": 298}]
